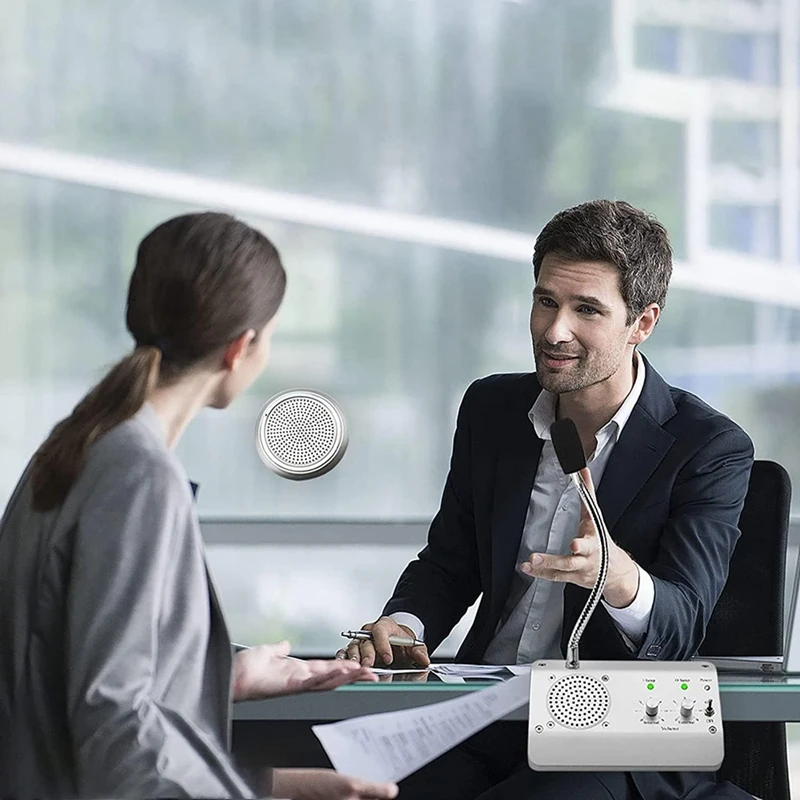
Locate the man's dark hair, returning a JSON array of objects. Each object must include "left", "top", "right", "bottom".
[{"left": 532, "top": 199, "right": 673, "bottom": 324}]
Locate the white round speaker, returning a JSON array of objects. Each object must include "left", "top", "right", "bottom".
[
  {"left": 254, "top": 389, "right": 348, "bottom": 480},
  {"left": 546, "top": 674, "right": 611, "bottom": 729}
]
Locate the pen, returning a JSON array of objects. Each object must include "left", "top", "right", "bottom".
[{"left": 341, "top": 629, "right": 425, "bottom": 648}]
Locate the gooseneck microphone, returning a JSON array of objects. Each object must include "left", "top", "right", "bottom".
[
  {"left": 528, "top": 417, "right": 723, "bottom": 773},
  {"left": 549, "top": 418, "right": 611, "bottom": 669}
]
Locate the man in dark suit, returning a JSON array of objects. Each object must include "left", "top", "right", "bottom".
[{"left": 338, "top": 200, "right": 754, "bottom": 799}]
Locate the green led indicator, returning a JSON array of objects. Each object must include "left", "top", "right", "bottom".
[
  {"left": 647, "top": 683, "right": 654, "bottom": 690},
  {"left": 681, "top": 683, "right": 689, "bottom": 690}
]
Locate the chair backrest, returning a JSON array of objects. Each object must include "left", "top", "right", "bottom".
[
  {"left": 699, "top": 459, "right": 793, "bottom": 800},
  {"left": 701, "top": 459, "right": 791, "bottom": 656}
]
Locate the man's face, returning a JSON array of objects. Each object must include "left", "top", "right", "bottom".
[{"left": 530, "top": 255, "right": 642, "bottom": 395}]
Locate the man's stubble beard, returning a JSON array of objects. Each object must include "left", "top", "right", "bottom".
[{"left": 534, "top": 348, "right": 623, "bottom": 396}]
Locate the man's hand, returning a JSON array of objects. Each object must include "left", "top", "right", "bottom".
[
  {"left": 272, "top": 768, "right": 399, "bottom": 800},
  {"left": 232, "top": 641, "right": 376, "bottom": 702},
  {"left": 520, "top": 467, "right": 640, "bottom": 608},
  {"left": 334, "top": 617, "right": 430, "bottom": 668}
]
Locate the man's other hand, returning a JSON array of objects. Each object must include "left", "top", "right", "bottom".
[{"left": 334, "top": 617, "right": 430, "bottom": 668}]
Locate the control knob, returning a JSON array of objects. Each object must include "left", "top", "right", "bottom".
[
  {"left": 645, "top": 699, "right": 660, "bottom": 718},
  {"left": 680, "top": 699, "right": 695, "bottom": 719}
]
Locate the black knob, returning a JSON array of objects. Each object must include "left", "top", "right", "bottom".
[{"left": 704, "top": 699, "right": 714, "bottom": 717}]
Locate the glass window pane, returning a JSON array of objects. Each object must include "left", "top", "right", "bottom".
[
  {"left": 636, "top": 25, "right": 681, "bottom": 73},
  {"left": 711, "top": 120, "right": 779, "bottom": 174},
  {"left": 206, "top": 543, "right": 477, "bottom": 657},
  {"left": 709, "top": 203, "right": 779, "bottom": 259},
  {"left": 696, "top": 31, "right": 779, "bottom": 84},
  {"left": 1, "top": 0, "right": 799, "bottom": 523}
]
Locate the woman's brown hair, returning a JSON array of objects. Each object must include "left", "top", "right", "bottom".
[{"left": 31, "top": 212, "right": 286, "bottom": 511}]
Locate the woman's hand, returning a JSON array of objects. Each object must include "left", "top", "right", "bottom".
[
  {"left": 272, "top": 768, "right": 399, "bottom": 800},
  {"left": 233, "top": 641, "right": 376, "bottom": 701}
]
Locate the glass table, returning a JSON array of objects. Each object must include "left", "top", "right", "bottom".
[{"left": 234, "top": 671, "right": 800, "bottom": 723}]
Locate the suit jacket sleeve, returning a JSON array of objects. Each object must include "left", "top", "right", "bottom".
[
  {"left": 65, "top": 455, "right": 257, "bottom": 799},
  {"left": 383, "top": 381, "right": 483, "bottom": 652},
  {"left": 636, "top": 424, "right": 755, "bottom": 660}
]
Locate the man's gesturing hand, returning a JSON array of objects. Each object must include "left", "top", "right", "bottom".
[{"left": 519, "top": 467, "right": 640, "bottom": 608}]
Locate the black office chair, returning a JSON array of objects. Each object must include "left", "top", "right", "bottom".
[{"left": 698, "top": 459, "right": 793, "bottom": 800}]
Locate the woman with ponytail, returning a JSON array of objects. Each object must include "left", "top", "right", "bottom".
[{"left": 0, "top": 212, "right": 397, "bottom": 800}]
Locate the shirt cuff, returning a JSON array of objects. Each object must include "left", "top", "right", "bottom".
[
  {"left": 389, "top": 612, "right": 426, "bottom": 642},
  {"left": 601, "top": 565, "right": 654, "bottom": 644}
]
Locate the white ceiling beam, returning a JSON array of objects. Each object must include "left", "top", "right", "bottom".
[{"left": 1, "top": 140, "right": 799, "bottom": 308}]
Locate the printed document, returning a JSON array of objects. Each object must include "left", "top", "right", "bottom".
[
  {"left": 431, "top": 663, "right": 531, "bottom": 678},
  {"left": 368, "top": 663, "right": 531, "bottom": 678},
  {"left": 312, "top": 673, "right": 530, "bottom": 782}
]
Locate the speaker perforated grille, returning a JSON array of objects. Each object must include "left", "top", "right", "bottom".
[
  {"left": 255, "top": 390, "right": 348, "bottom": 479},
  {"left": 264, "top": 396, "right": 338, "bottom": 467},
  {"left": 547, "top": 674, "right": 610, "bottom": 729}
]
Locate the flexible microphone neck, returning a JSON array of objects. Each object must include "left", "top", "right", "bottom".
[{"left": 549, "top": 418, "right": 612, "bottom": 670}]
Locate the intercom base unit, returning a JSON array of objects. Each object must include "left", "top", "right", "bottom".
[{"left": 528, "top": 660, "right": 723, "bottom": 771}]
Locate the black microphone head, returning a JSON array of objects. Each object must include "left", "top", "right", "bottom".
[{"left": 550, "top": 418, "right": 587, "bottom": 474}]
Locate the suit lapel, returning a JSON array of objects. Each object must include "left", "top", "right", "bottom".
[
  {"left": 187, "top": 483, "right": 234, "bottom": 741},
  {"left": 595, "top": 357, "right": 677, "bottom": 535},
  {"left": 596, "top": 406, "right": 674, "bottom": 533},
  {"left": 205, "top": 564, "right": 235, "bottom": 744},
  {"left": 490, "top": 421, "right": 542, "bottom": 613}
]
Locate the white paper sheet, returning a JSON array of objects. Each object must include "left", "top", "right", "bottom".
[
  {"left": 366, "top": 663, "right": 532, "bottom": 679},
  {"left": 312, "top": 673, "right": 530, "bottom": 783},
  {"left": 430, "top": 663, "right": 517, "bottom": 678}
]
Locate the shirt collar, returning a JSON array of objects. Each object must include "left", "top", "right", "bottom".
[{"left": 529, "top": 350, "right": 646, "bottom": 443}]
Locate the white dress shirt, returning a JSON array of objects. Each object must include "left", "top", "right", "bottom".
[{"left": 393, "top": 351, "right": 655, "bottom": 665}]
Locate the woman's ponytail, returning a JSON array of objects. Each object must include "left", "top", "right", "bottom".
[
  {"left": 30, "top": 346, "right": 161, "bottom": 511},
  {"left": 30, "top": 211, "right": 286, "bottom": 512}
]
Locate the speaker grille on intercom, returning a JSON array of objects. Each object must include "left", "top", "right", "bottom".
[
  {"left": 255, "top": 390, "right": 348, "bottom": 480},
  {"left": 546, "top": 674, "right": 611, "bottom": 729}
]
